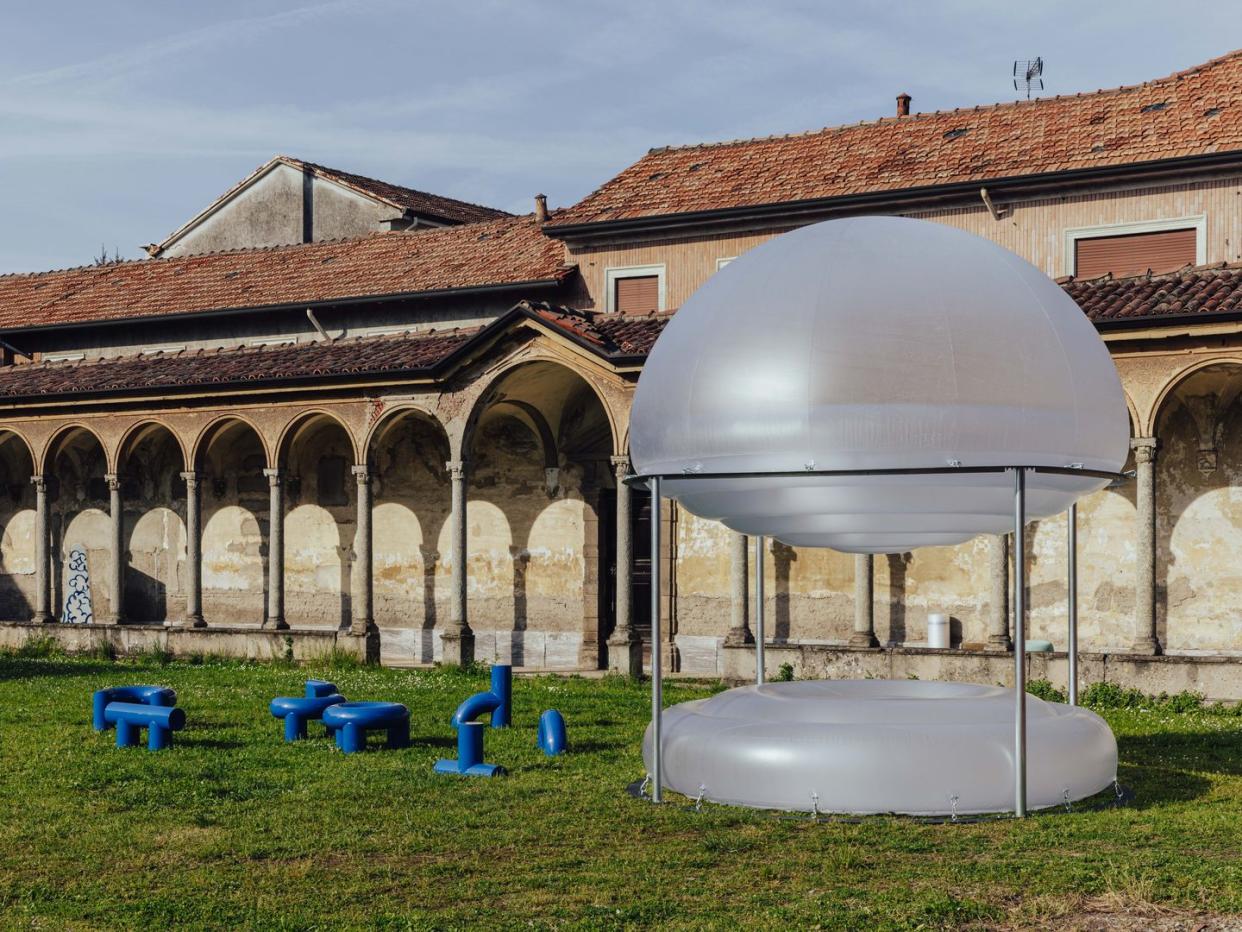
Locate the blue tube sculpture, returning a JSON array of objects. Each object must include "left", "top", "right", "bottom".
[
  {"left": 92, "top": 685, "right": 176, "bottom": 732},
  {"left": 103, "top": 701, "right": 186, "bottom": 750},
  {"left": 269, "top": 680, "right": 346, "bottom": 742},
  {"left": 321, "top": 701, "right": 410, "bottom": 754},
  {"left": 537, "top": 709, "right": 567, "bottom": 756},
  {"left": 434, "top": 722, "right": 504, "bottom": 777},
  {"left": 450, "top": 664, "right": 511, "bottom": 730}
]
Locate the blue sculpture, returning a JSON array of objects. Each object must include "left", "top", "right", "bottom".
[
  {"left": 537, "top": 709, "right": 567, "bottom": 756},
  {"left": 321, "top": 701, "right": 410, "bottom": 754},
  {"left": 92, "top": 686, "right": 183, "bottom": 751},
  {"left": 434, "top": 722, "right": 504, "bottom": 777},
  {"left": 450, "top": 664, "right": 512, "bottom": 730},
  {"left": 269, "top": 680, "right": 346, "bottom": 742}
]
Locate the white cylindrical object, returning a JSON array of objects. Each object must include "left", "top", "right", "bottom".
[{"left": 927, "top": 613, "right": 950, "bottom": 649}]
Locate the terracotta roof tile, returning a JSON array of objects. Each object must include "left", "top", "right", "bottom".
[
  {"left": 552, "top": 50, "right": 1242, "bottom": 227},
  {"left": 0, "top": 215, "right": 573, "bottom": 331},
  {"left": 1065, "top": 262, "right": 1242, "bottom": 323}
]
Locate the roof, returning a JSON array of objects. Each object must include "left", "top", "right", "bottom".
[
  {"left": 1065, "top": 261, "right": 1242, "bottom": 325},
  {"left": 152, "top": 156, "right": 510, "bottom": 254},
  {"left": 551, "top": 50, "right": 1242, "bottom": 229},
  {"left": 0, "top": 262, "right": 1234, "bottom": 402},
  {"left": 278, "top": 157, "right": 511, "bottom": 224},
  {"left": 0, "top": 303, "right": 668, "bottom": 402},
  {"left": 0, "top": 215, "right": 574, "bottom": 332}
]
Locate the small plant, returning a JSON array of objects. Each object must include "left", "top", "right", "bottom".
[
  {"left": 134, "top": 644, "right": 174, "bottom": 667},
  {"left": 283, "top": 636, "right": 295, "bottom": 664},
  {"left": 13, "top": 635, "right": 61, "bottom": 659},
  {"left": 87, "top": 641, "right": 118, "bottom": 662},
  {"left": 775, "top": 662, "right": 795, "bottom": 682},
  {"left": 1026, "top": 679, "right": 1066, "bottom": 703}
]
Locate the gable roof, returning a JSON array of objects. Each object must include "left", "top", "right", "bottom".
[
  {"left": 1065, "top": 261, "right": 1242, "bottom": 327},
  {"left": 550, "top": 50, "right": 1242, "bottom": 232},
  {"left": 150, "top": 155, "right": 510, "bottom": 256},
  {"left": 0, "top": 215, "right": 574, "bottom": 334}
]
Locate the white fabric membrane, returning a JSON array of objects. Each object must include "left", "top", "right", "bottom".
[
  {"left": 629, "top": 215, "right": 1130, "bottom": 553},
  {"left": 643, "top": 681, "right": 1117, "bottom": 815}
]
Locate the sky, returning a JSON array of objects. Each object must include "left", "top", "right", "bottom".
[{"left": 1, "top": 0, "right": 1240, "bottom": 274}]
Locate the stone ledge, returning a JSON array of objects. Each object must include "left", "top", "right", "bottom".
[
  {"left": 722, "top": 642, "right": 1242, "bottom": 702},
  {"left": 0, "top": 621, "right": 373, "bottom": 664}
]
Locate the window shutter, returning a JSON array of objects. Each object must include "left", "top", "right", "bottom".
[
  {"left": 614, "top": 275, "right": 659, "bottom": 314},
  {"left": 1074, "top": 228, "right": 1196, "bottom": 279}
]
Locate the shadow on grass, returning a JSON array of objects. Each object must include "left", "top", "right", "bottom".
[
  {"left": 1115, "top": 730, "right": 1241, "bottom": 807},
  {"left": 0, "top": 657, "right": 134, "bottom": 680}
]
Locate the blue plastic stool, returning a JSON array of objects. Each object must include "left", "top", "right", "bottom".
[
  {"left": 434, "top": 722, "right": 505, "bottom": 777},
  {"left": 537, "top": 709, "right": 567, "bottom": 756},
  {"left": 104, "top": 701, "right": 186, "bottom": 750},
  {"left": 92, "top": 685, "right": 176, "bottom": 732},
  {"left": 321, "top": 701, "right": 410, "bottom": 753},
  {"left": 269, "top": 680, "right": 346, "bottom": 741}
]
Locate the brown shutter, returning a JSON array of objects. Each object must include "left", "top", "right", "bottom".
[
  {"left": 1074, "top": 228, "right": 1196, "bottom": 279},
  {"left": 614, "top": 275, "right": 659, "bottom": 314}
]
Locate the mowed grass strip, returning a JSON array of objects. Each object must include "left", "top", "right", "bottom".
[{"left": 0, "top": 652, "right": 1240, "bottom": 930}]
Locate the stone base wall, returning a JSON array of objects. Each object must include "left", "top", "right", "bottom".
[
  {"left": 0, "top": 621, "right": 373, "bottom": 664},
  {"left": 721, "top": 642, "right": 1242, "bottom": 702}
]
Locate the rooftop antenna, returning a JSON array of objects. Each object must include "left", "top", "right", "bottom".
[{"left": 1014, "top": 57, "right": 1044, "bottom": 99}]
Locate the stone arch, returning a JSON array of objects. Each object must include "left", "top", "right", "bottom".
[
  {"left": 276, "top": 409, "right": 359, "bottom": 468},
  {"left": 0, "top": 429, "right": 37, "bottom": 619},
  {"left": 195, "top": 415, "right": 270, "bottom": 626},
  {"left": 458, "top": 355, "right": 622, "bottom": 463},
  {"left": 1146, "top": 356, "right": 1242, "bottom": 438},
  {"left": 116, "top": 420, "right": 188, "bottom": 623},
  {"left": 41, "top": 423, "right": 107, "bottom": 477},
  {"left": 190, "top": 413, "right": 272, "bottom": 472},
  {"left": 461, "top": 357, "right": 622, "bottom": 670},
  {"left": 365, "top": 405, "right": 454, "bottom": 662},
  {"left": 277, "top": 409, "right": 359, "bottom": 629},
  {"left": 1147, "top": 359, "right": 1242, "bottom": 652},
  {"left": 43, "top": 424, "right": 111, "bottom": 622}
]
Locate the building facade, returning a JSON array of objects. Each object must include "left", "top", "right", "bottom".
[{"left": 4, "top": 51, "right": 1242, "bottom": 695}]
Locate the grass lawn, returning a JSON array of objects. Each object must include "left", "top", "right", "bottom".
[{"left": 1, "top": 650, "right": 1241, "bottom": 931}]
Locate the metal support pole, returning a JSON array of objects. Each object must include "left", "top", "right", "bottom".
[
  {"left": 1068, "top": 502, "right": 1078, "bottom": 707},
  {"left": 1013, "top": 468, "right": 1028, "bottom": 818},
  {"left": 650, "top": 476, "right": 663, "bottom": 804},
  {"left": 755, "top": 535, "right": 766, "bottom": 685}
]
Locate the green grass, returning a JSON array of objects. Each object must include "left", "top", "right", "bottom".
[{"left": 1, "top": 655, "right": 1240, "bottom": 930}]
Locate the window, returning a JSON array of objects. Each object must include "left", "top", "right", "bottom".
[
  {"left": 605, "top": 265, "right": 665, "bottom": 314},
  {"left": 1065, "top": 217, "right": 1205, "bottom": 279},
  {"left": 716, "top": 257, "right": 736, "bottom": 270}
]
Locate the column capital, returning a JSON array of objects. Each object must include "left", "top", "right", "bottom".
[
  {"left": 351, "top": 464, "right": 373, "bottom": 482},
  {"left": 446, "top": 459, "right": 468, "bottom": 480},
  {"left": 263, "top": 467, "right": 282, "bottom": 485},
  {"left": 30, "top": 474, "right": 46, "bottom": 492},
  {"left": 610, "top": 454, "right": 631, "bottom": 476},
  {"left": 1131, "top": 436, "right": 1158, "bottom": 463},
  {"left": 179, "top": 470, "right": 198, "bottom": 484},
  {"left": 105, "top": 473, "right": 122, "bottom": 491}
]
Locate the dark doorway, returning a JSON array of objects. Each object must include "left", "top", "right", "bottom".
[{"left": 599, "top": 486, "right": 652, "bottom": 665}]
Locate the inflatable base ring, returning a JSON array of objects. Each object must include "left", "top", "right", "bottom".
[{"left": 642, "top": 679, "right": 1117, "bottom": 815}]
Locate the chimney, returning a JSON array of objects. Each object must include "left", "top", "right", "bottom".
[
  {"left": 534, "top": 193, "right": 549, "bottom": 223},
  {"left": 896, "top": 93, "right": 912, "bottom": 117}
]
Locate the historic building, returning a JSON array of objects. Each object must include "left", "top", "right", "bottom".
[{"left": 4, "top": 50, "right": 1242, "bottom": 696}]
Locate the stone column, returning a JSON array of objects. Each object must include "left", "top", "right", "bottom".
[
  {"left": 1133, "top": 437, "right": 1161, "bottom": 655},
  {"left": 264, "top": 468, "right": 287, "bottom": 630},
  {"left": 31, "top": 475, "right": 52, "bottom": 623},
  {"left": 850, "top": 553, "right": 879, "bottom": 647},
  {"left": 180, "top": 471, "right": 204, "bottom": 627},
  {"left": 988, "top": 534, "right": 1012, "bottom": 649},
  {"left": 105, "top": 473, "right": 124, "bottom": 625},
  {"left": 606, "top": 455, "right": 642, "bottom": 676},
  {"left": 724, "top": 530, "right": 753, "bottom": 646},
  {"left": 441, "top": 459, "right": 474, "bottom": 666},
  {"left": 350, "top": 466, "right": 373, "bottom": 636}
]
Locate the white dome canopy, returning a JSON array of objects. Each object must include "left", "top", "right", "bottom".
[{"left": 629, "top": 216, "right": 1130, "bottom": 553}]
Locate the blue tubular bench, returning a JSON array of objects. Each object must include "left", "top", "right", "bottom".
[
  {"left": 93, "top": 685, "right": 176, "bottom": 733},
  {"left": 103, "top": 701, "right": 186, "bottom": 750},
  {"left": 269, "top": 680, "right": 346, "bottom": 742},
  {"left": 321, "top": 701, "right": 410, "bottom": 754}
]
